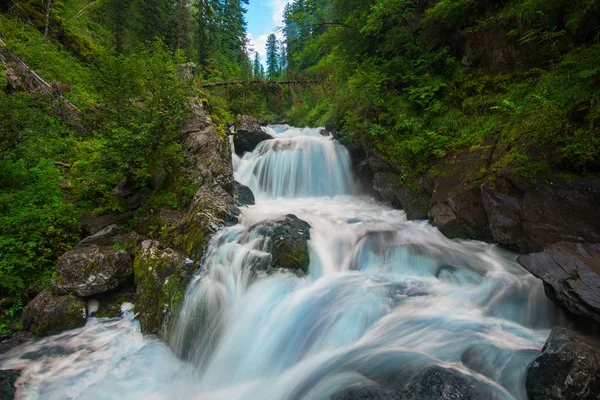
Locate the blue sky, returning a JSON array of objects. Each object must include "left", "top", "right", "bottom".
[{"left": 246, "top": 0, "right": 289, "bottom": 62}]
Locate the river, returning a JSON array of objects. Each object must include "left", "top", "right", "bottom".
[{"left": 0, "top": 125, "right": 564, "bottom": 399}]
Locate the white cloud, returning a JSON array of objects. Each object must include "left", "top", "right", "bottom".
[
  {"left": 245, "top": 0, "right": 289, "bottom": 66},
  {"left": 269, "top": 0, "right": 290, "bottom": 25},
  {"left": 247, "top": 32, "right": 269, "bottom": 62}
]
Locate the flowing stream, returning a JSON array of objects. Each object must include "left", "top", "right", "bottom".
[{"left": 0, "top": 126, "right": 565, "bottom": 399}]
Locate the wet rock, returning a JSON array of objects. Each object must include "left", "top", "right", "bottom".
[
  {"left": 236, "top": 182, "right": 255, "bottom": 206},
  {"left": 21, "top": 290, "right": 87, "bottom": 336},
  {"left": 75, "top": 224, "right": 119, "bottom": 248},
  {"left": 399, "top": 366, "right": 479, "bottom": 400},
  {"left": 53, "top": 245, "right": 133, "bottom": 297},
  {"left": 253, "top": 214, "right": 311, "bottom": 274},
  {"left": 373, "top": 172, "right": 430, "bottom": 220},
  {"left": 331, "top": 386, "right": 400, "bottom": 400},
  {"left": 518, "top": 244, "right": 600, "bottom": 322},
  {"left": 233, "top": 115, "right": 273, "bottom": 155},
  {"left": 526, "top": 327, "right": 600, "bottom": 400},
  {"left": 0, "top": 331, "right": 34, "bottom": 355},
  {"left": 0, "top": 370, "right": 20, "bottom": 400},
  {"left": 481, "top": 184, "right": 525, "bottom": 251},
  {"left": 429, "top": 185, "right": 492, "bottom": 241},
  {"left": 183, "top": 100, "right": 235, "bottom": 195},
  {"left": 134, "top": 240, "right": 197, "bottom": 334},
  {"left": 91, "top": 280, "right": 137, "bottom": 319}
]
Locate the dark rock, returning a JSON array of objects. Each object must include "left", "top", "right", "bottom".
[
  {"left": 526, "top": 327, "right": 600, "bottom": 400},
  {"left": 253, "top": 214, "right": 311, "bottom": 274},
  {"left": 80, "top": 213, "right": 131, "bottom": 236},
  {"left": 91, "top": 279, "right": 137, "bottom": 319},
  {"left": 331, "top": 386, "right": 400, "bottom": 400},
  {"left": 399, "top": 366, "right": 479, "bottom": 400},
  {"left": 183, "top": 100, "right": 235, "bottom": 195},
  {"left": 481, "top": 184, "right": 526, "bottom": 251},
  {"left": 0, "top": 331, "right": 34, "bottom": 355},
  {"left": 0, "top": 370, "right": 20, "bottom": 400},
  {"left": 21, "top": 290, "right": 87, "bottom": 336},
  {"left": 53, "top": 245, "right": 133, "bottom": 297},
  {"left": 236, "top": 182, "right": 255, "bottom": 206},
  {"left": 373, "top": 172, "right": 430, "bottom": 220},
  {"left": 134, "top": 240, "right": 196, "bottom": 334},
  {"left": 233, "top": 115, "right": 274, "bottom": 155},
  {"left": 518, "top": 244, "right": 600, "bottom": 322},
  {"left": 75, "top": 224, "right": 119, "bottom": 248},
  {"left": 430, "top": 185, "right": 492, "bottom": 241},
  {"left": 319, "top": 128, "right": 330, "bottom": 137}
]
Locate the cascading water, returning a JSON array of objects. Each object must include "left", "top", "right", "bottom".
[{"left": 0, "top": 125, "right": 566, "bottom": 400}]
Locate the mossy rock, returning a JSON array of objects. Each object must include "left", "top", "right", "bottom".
[
  {"left": 21, "top": 290, "right": 87, "bottom": 336},
  {"left": 133, "top": 240, "right": 196, "bottom": 334},
  {"left": 0, "top": 370, "right": 20, "bottom": 400}
]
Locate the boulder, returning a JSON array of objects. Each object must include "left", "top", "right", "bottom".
[
  {"left": 75, "top": 224, "right": 119, "bottom": 248},
  {"left": 233, "top": 115, "right": 273, "bottom": 155},
  {"left": 236, "top": 182, "right": 255, "bottom": 206},
  {"left": 167, "top": 185, "right": 238, "bottom": 261},
  {"left": 53, "top": 245, "right": 133, "bottom": 297},
  {"left": 21, "top": 290, "right": 87, "bottom": 336},
  {"left": 90, "top": 280, "right": 137, "bottom": 319},
  {"left": 518, "top": 244, "right": 600, "bottom": 322},
  {"left": 398, "top": 366, "right": 480, "bottom": 400},
  {"left": 0, "top": 370, "right": 20, "bottom": 400},
  {"left": 134, "top": 240, "right": 197, "bottom": 334},
  {"left": 331, "top": 386, "right": 400, "bottom": 400},
  {"left": 526, "top": 327, "right": 600, "bottom": 399},
  {"left": 0, "top": 331, "right": 34, "bottom": 355},
  {"left": 253, "top": 214, "right": 311, "bottom": 274}
]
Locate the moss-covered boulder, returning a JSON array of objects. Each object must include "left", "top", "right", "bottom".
[
  {"left": 52, "top": 245, "right": 133, "bottom": 297},
  {"left": 0, "top": 370, "right": 20, "bottom": 400},
  {"left": 134, "top": 240, "right": 197, "bottom": 334},
  {"left": 252, "top": 214, "right": 311, "bottom": 274},
  {"left": 167, "top": 185, "right": 238, "bottom": 261},
  {"left": 21, "top": 290, "right": 87, "bottom": 336}
]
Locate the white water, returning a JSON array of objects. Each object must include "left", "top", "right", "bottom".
[{"left": 1, "top": 126, "right": 565, "bottom": 399}]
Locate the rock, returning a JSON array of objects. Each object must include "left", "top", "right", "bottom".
[
  {"left": 80, "top": 213, "right": 131, "bottom": 236},
  {"left": 518, "top": 244, "right": 600, "bottom": 322},
  {"left": 373, "top": 172, "right": 430, "bottom": 220},
  {"left": 429, "top": 185, "right": 492, "bottom": 241},
  {"left": 134, "top": 240, "right": 197, "bottom": 334},
  {"left": 0, "top": 370, "right": 20, "bottom": 400},
  {"left": 112, "top": 231, "right": 146, "bottom": 257},
  {"left": 233, "top": 115, "right": 274, "bottom": 155},
  {"left": 75, "top": 224, "right": 119, "bottom": 248},
  {"left": 252, "top": 214, "right": 311, "bottom": 274},
  {"left": 91, "top": 280, "right": 137, "bottom": 319},
  {"left": 53, "top": 245, "right": 133, "bottom": 297},
  {"left": 331, "top": 386, "right": 400, "bottom": 400},
  {"left": 183, "top": 100, "right": 235, "bottom": 195},
  {"left": 399, "top": 366, "right": 480, "bottom": 400},
  {"left": 0, "top": 331, "right": 34, "bottom": 355},
  {"left": 526, "top": 327, "right": 600, "bottom": 399},
  {"left": 236, "top": 182, "right": 255, "bottom": 206},
  {"left": 21, "top": 290, "right": 87, "bottom": 336},
  {"left": 481, "top": 184, "right": 526, "bottom": 251},
  {"left": 134, "top": 207, "right": 184, "bottom": 239},
  {"left": 167, "top": 185, "right": 238, "bottom": 261}
]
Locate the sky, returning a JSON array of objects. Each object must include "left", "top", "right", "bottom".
[{"left": 246, "top": 0, "right": 289, "bottom": 63}]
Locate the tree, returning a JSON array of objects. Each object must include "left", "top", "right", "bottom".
[
  {"left": 252, "top": 52, "right": 263, "bottom": 79},
  {"left": 266, "top": 33, "right": 279, "bottom": 78}
]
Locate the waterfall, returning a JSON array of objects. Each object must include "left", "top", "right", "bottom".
[{"left": 0, "top": 126, "right": 566, "bottom": 400}]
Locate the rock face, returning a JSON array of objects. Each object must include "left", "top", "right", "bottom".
[
  {"left": 21, "top": 290, "right": 87, "bottom": 336},
  {"left": 0, "top": 370, "right": 20, "bottom": 400},
  {"left": 518, "top": 243, "right": 600, "bottom": 322},
  {"left": 373, "top": 173, "right": 430, "bottom": 220},
  {"left": 253, "top": 214, "right": 312, "bottom": 274},
  {"left": 232, "top": 115, "right": 273, "bottom": 155},
  {"left": 236, "top": 182, "right": 255, "bottom": 206},
  {"left": 134, "top": 240, "right": 197, "bottom": 334},
  {"left": 526, "top": 327, "right": 600, "bottom": 400},
  {"left": 183, "top": 101, "right": 235, "bottom": 194},
  {"left": 53, "top": 245, "right": 133, "bottom": 297}
]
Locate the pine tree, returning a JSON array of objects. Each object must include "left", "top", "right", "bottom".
[
  {"left": 266, "top": 33, "right": 279, "bottom": 79},
  {"left": 252, "top": 52, "right": 263, "bottom": 79}
]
